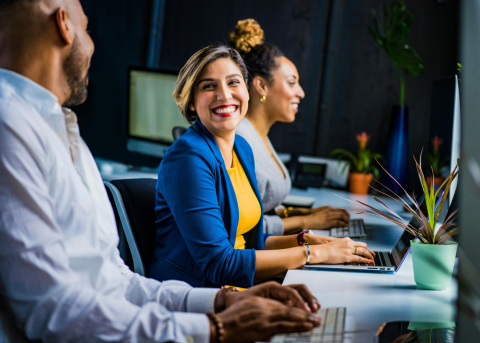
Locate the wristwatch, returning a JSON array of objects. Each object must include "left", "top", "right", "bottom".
[{"left": 297, "top": 230, "right": 312, "bottom": 246}]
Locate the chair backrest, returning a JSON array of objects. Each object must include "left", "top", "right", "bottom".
[
  {"left": 172, "top": 126, "right": 187, "bottom": 141},
  {"left": 105, "top": 178, "right": 158, "bottom": 277},
  {"left": 104, "top": 183, "right": 134, "bottom": 271}
]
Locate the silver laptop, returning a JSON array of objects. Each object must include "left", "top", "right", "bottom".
[
  {"left": 304, "top": 227, "right": 414, "bottom": 272},
  {"left": 303, "top": 193, "right": 442, "bottom": 273}
]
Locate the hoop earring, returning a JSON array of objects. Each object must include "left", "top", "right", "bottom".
[{"left": 260, "top": 95, "right": 266, "bottom": 104}]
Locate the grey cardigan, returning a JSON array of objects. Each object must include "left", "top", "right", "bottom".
[{"left": 236, "top": 119, "right": 291, "bottom": 235}]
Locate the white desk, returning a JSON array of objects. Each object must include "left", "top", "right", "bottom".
[{"left": 283, "top": 187, "right": 457, "bottom": 332}]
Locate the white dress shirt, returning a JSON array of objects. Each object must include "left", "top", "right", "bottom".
[{"left": 0, "top": 68, "right": 218, "bottom": 342}]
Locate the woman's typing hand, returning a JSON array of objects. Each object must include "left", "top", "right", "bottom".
[{"left": 309, "top": 237, "right": 374, "bottom": 265}]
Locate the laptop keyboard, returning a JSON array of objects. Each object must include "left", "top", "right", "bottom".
[
  {"left": 372, "top": 252, "right": 394, "bottom": 267},
  {"left": 343, "top": 251, "right": 394, "bottom": 267},
  {"left": 330, "top": 219, "right": 366, "bottom": 238},
  {"left": 270, "top": 307, "right": 346, "bottom": 343}
]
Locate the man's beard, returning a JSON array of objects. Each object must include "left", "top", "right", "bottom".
[{"left": 63, "top": 36, "right": 90, "bottom": 107}]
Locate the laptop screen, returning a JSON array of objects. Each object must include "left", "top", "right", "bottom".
[
  {"left": 391, "top": 226, "right": 416, "bottom": 268},
  {"left": 391, "top": 190, "right": 444, "bottom": 268}
]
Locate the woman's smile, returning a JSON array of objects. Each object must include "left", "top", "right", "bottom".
[{"left": 211, "top": 104, "right": 239, "bottom": 117}]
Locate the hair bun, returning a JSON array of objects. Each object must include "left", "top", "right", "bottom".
[{"left": 229, "top": 19, "right": 264, "bottom": 53}]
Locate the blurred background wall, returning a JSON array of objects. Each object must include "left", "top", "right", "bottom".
[{"left": 76, "top": 0, "right": 459, "bottom": 190}]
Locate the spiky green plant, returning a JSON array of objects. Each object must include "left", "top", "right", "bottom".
[
  {"left": 368, "top": 1, "right": 425, "bottom": 105},
  {"left": 340, "top": 152, "right": 459, "bottom": 245}
]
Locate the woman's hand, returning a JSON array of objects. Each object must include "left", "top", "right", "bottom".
[
  {"left": 216, "top": 297, "right": 321, "bottom": 343},
  {"left": 309, "top": 237, "right": 374, "bottom": 264},
  {"left": 302, "top": 206, "right": 350, "bottom": 230}
]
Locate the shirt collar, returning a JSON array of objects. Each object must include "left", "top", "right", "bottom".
[{"left": 0, "top": 68, "right": 61, "bottom": 118}]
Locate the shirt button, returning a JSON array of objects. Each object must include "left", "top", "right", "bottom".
[{"left": 187, "top": 336, "right": 194, "bottom": 342}]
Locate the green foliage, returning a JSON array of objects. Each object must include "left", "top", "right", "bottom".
[
  {"left": 329, "top": 135, "right": 384, "bottom": 180},
  {"left": 368, "top": 1, "right": 425, "bottom": 105},
  {"left": 341, "top": 152, "right": 459, "bottom": 245}
]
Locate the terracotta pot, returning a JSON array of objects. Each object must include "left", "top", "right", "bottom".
[
  {"left": 426, "top": 176, "right": 446, "bottom": 190},
  {"left": 348, "top": 173, "right": 372, "bottom": 195}
]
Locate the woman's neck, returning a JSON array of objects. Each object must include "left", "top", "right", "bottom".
[
  {"left": 211, "top": 130, "right": 236, "bottom": 168},
  {"left": 245, "top": 105, "right": 275, "bottom": 139}
]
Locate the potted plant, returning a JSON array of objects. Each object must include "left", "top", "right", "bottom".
[
  {"left": 329, "top": 132, "right": 384, "bottom": 195},
  {"left": 369, "top": 1, "right": 425, "bottom": 193},
  {"left": 427, "top": 136, "right": 447, "bottom": 189},
  {"left": 343, "top": 153, "right": 459, "bottom": 290}
]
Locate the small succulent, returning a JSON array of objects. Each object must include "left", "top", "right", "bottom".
[{"left": 329, "top": 132, "right": 384, "bottom": 179}]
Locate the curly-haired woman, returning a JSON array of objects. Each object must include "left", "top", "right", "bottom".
[
  {"left": 149, "top": 44, "right": 373, "bottom": 289},
  {"left": 233, "top": 19, "right": 351, "bottom": 236}
]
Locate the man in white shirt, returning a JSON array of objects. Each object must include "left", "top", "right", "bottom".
[{"left": 0, "top": 0, "right": 321, "bottom": 342}]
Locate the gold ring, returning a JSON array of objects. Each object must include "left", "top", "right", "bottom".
[{"left": 354, "top": 247, "right": 358, "bottom": 255}]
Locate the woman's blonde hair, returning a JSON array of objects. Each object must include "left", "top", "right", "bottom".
[{"left": 173, "top": 44, "right": 249, "bottom": 124}]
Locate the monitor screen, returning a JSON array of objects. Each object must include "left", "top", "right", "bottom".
[
  {"left": 127, "top": 68, "right": 189, "bottom": 157},
  {"left": 429, "top": 75, "right": 461, "bottom": 203}
]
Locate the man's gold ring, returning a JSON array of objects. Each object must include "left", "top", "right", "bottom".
[{"left": 354, "top": 247, "right": 358, "bottom": 255}]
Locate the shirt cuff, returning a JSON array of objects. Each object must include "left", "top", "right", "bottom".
[
  {"left": 185, "top": 288, "right": 219, "bottom": 313},
  {"left": 264, "top": 214, "right": 285, "bottom": 236},
  {"left": 172, "top": 312, "right": 211, "bottom": 343}
]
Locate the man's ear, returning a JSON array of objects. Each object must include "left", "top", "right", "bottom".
[
  {"left": 252, "top": 76, "right": 268, "bottom": 96},
  {"left": 55, "top": 8, "right": 74, "bottom": 45}
]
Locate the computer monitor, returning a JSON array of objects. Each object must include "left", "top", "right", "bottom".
[
  {"left": 429, "top": 75, "right": 461, "bottom": 204},
  {"left": 127, "top": 67, "right": 189, "bottom": 158},
  {"left": 450, "top": 75, "right": 461, "bottom": 203}
]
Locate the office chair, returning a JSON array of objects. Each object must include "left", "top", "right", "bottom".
[
  {"left": 172, "top": 126, "right": 187, "bottom": 141},
  {"left": 104, "top": 178, "right": 158, "bottom": 277}
]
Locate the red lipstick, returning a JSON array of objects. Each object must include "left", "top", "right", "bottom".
[{"left": 210, "top": 104, "right": 239, "bottom": 117}]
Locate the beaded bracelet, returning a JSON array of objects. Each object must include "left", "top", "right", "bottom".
[{"left": 206, "top": 311, "right": 225, "bottom": 343}]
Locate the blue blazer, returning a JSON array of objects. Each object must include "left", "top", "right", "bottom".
[{"left": 150, "top": 120, "right": 268, "bottom": 288}]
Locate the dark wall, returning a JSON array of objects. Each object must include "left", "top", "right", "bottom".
[
  {"left": 77, "top": 0, "right": 459, "bottom": 187},
  {"left": 314, "top": 0, "right": 458, "bottom": 188},
  {"left": 77, "top": 0, "right": 156, "bottom": 166}
]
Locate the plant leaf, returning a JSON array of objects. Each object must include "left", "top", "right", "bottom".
[{"left": 438, "top": 228, "right": 459, "bottom": 245}]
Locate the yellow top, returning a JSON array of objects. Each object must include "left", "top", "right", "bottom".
[{"left": 227, "top": 151, "right": 261, "bottom": 249}]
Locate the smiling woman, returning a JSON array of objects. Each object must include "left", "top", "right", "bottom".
[{"left": 150, "top": 44, "right": 373, "bottom": 288}]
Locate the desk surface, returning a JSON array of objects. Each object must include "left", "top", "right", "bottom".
[{"left": 283, "top": 187, "right": 457, "bottom": 332}]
